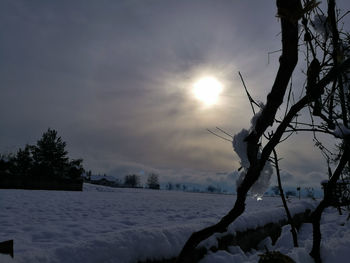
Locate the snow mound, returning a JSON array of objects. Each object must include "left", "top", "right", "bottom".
[{"left": 0, "top": 186, "right": 323, "bottom": 263}]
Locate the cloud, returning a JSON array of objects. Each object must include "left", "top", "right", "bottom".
[
  {"left": 269, "top": 169, "right": 326, "bottom": 190},
  {"left": 102, "top": 159, "right": 239, "bottom": 192},
  {"left": 0, "top": 0, "right": 340, "bottom": 190}
]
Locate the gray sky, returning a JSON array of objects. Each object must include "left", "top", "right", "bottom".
[{"left": 1, "top": 0, "right": 350, "bottom": 190}]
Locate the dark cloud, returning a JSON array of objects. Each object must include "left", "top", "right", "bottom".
[{"left": 1, "top": 0, "right": 348, "bottom": 189}]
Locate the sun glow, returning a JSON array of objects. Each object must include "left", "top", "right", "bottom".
[{"left": 193, "top": 76, "right": 223, "bottom": 106}]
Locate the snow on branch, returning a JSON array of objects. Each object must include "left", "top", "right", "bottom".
[
  {"left": 332, "top": 123, "right": 350, "bottom": 138},
  {"left": 233, "top": 105, "right": 273, "bottom": 200}
]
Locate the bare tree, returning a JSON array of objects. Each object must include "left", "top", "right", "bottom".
[{"left": 176, "top": 0, "right": 350, "bottom": 262}]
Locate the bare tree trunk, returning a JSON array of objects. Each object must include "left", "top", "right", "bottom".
[
  {"left": 310, "top": 142, "right": 350, "bottom": 263},
  {"left": 309, "top": 201, "right": 327, "bottom": 263}
]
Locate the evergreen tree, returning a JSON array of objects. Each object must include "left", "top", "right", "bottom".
[
  {"left": 66, "top": 159, "right": 84, "bottom": 180},
  {"left": 0, "top": 153, "right": 14, "bottom": 176},
  {"left": 31, "top": 128, "right": 70, "bottom": 179},
  {"left": 14, "top": 145, "right": 33, "bottom": 177},
  {"left": 1, "top": 128, "right": 84, "bottom": 191}
]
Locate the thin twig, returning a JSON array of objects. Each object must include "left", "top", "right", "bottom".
[
  {"left": 216, "top": 127, "right": 234, "bottom": 138},
  {"left": 272, "top": 148, "right": 299, "bottom": 247},
  {"left": 238, "top": 71, "right": 258, "bottom": 115},
  {"left": 268, "top": 49, "right": 282, "bottom": 65},
  {"left": 284, "top": 75, "right": 293, "bottom": 118},
  {"left": 284, "top": 128, "right": 331, "bottom": 134},
  {"left": 337, "top": 10, "right": 350, "bottom": 22},
  {"left": 206, "top": 129, "right": 232, "bottom": 142}
]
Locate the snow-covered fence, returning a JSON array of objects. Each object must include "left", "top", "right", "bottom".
[
  {"left": 140, "top": 202, "right": 314, "bottom": 263},
  {"left": 215, "top": 209, "right": 310, "bottom": 252}
]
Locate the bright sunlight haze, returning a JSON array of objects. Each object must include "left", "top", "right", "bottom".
[{"left": 193, "top": 77, "right": 223, "bottom": 106}]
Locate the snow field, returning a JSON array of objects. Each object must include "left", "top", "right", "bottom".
[
  {"left": 0, "top": 183, "right": 348, "bottom": 263},
  {"left": 0, "top": 184, "right": 239, "bottom": 262}
]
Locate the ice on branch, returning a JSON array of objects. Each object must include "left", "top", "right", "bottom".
[
  {"left": 250, "top": 161, "right": 273, "bottom": 200},
  {"left": 311, "top": 14, "right": 329, "bottom": 39},
  {"left": 233, "top": 104, "right": 273, "bottom": 200}
]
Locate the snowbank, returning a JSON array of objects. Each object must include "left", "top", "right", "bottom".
[{"left": 0, "top": 184, "right": 342, "bottom": 263}]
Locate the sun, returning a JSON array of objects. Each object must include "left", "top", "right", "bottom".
[{"left": 193, "top": 76, "right": 223, "bottom": 106}]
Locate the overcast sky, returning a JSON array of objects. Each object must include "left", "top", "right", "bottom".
[{"left": 1, "top": 0, "right": 350, "bottom": 191}]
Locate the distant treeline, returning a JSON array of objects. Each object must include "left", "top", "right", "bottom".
[
  {"left": 0, "top": 129, "right": 84, "bottom": 190},
  {"left": 85, "top": 172, "right": 160, "bottom": 190}
]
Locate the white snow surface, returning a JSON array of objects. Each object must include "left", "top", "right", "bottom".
[{"left": 0, "top": 184, "right": 349, "bottom": 263}]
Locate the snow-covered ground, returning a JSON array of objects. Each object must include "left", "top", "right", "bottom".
[
  {"left": 201, "top": 207, "right": 350, "bottom": 263},
  {"left": 0, "top": 183, "right": 349, "bottom": 263}
]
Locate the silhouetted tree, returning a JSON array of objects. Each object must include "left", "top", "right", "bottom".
[
  {"left": 147, "top": 173, "right": 160, "bottom": 189},
  {"left": 66, "top": 159, "right": 84, "bottom": 180},
  {"left": 0, "top": 154, "right": 14, "bottom": 176},
  {"left": 1, "top": 128, "right": 84, "bottom": 182},
  {"left": 177, "top": 1, "right": 350, "bottom": 262},
  {"left": 13, "top": 145, "right": 33, "bottom": 177},
  {"left": 31, "top": 128, "right": 69, "bottom": 179},
  {"left": 124, "top": 174, "right": 140, "bottom": 188}
]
